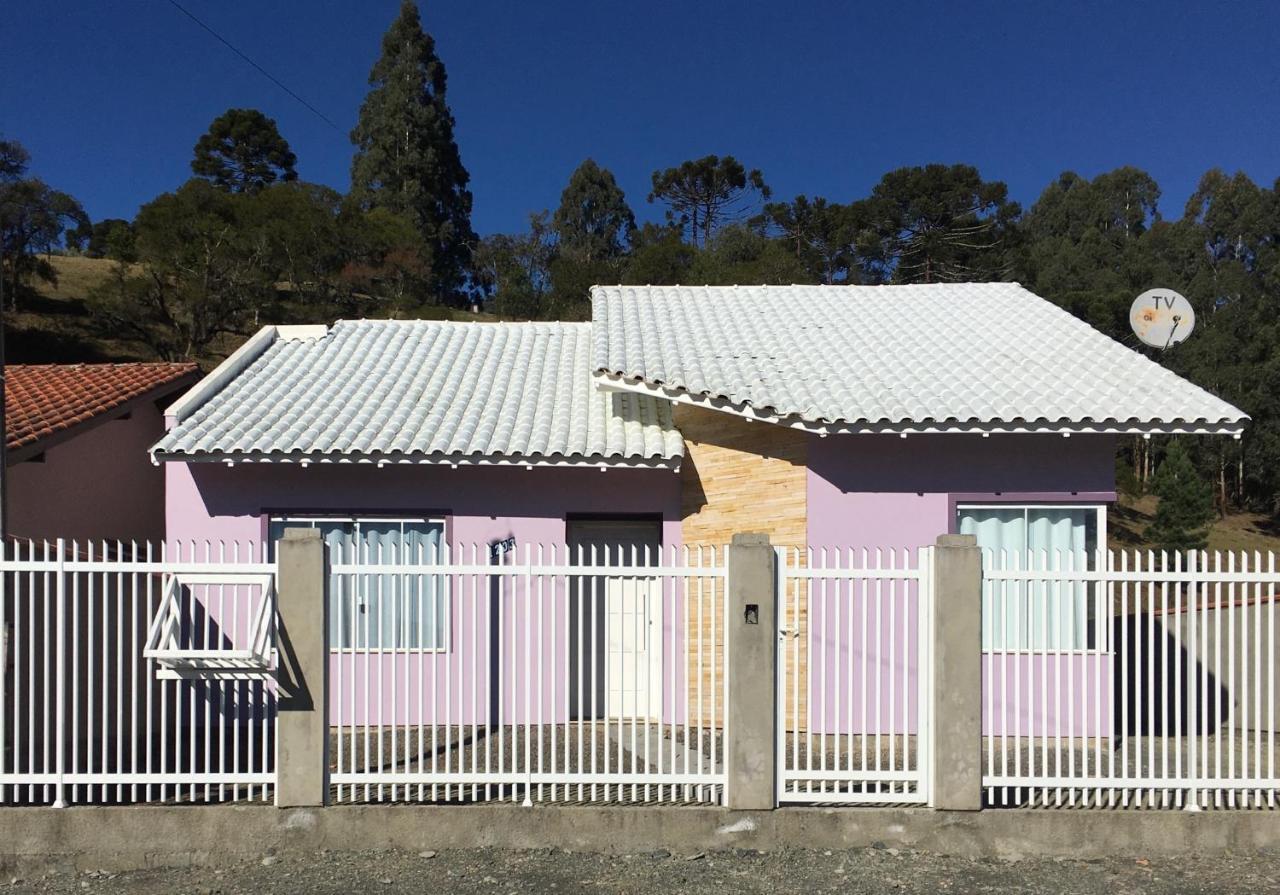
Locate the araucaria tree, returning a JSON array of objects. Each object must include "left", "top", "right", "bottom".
[
  {"left": 350, "top": 0, "right": 476, "bottom": 306},
  {"left": 1146, "top": 440, "right": 1216, "bottom": 553},
  {"left": 191, "top": 109, "right": 298, "bottom": 193},
  {"left": 648, "top": 155, "right": 770, "bottom": 248},
  {"left": 865, "top": 164, "right": 1019, "bottom": 283}
]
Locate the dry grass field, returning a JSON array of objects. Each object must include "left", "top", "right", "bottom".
[
  {"left": 7, "top": 254, "right": 494, "bottom": 369},
  {"left": 1109, "top": 493, "right": 1280, "bottom": 555}
]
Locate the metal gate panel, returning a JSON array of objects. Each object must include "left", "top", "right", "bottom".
[{"left": 776, "top": 546, "right": 933, "bottom": 805}]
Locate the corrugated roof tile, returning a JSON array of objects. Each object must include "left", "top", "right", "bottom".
[
  {"left": 591, "top": 283, "right": 1247, "bottom": 433},
  {"left": 154, "top": 320, "right": 683, "bottom": 466}
]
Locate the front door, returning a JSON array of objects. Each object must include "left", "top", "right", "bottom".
[{"left": 567, "top": 520, "right": 662, "bottom": 721}]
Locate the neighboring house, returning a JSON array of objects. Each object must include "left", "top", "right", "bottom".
[
  {"left": 6, "top": 362, "right": 199, "bottom": 545},
  {"left": 150, "top": 284, "right": 1247, "bottom": 730}
]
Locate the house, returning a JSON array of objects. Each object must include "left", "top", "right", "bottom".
[
  {"left": 5, "top": 362, "right": 199, "bottom": 545},
  {"left": 150, "top": 284, "right": 1246, "bottom": 732},
  {"left": 156, "top": 284, "right": 1246, "bottom": 556}
]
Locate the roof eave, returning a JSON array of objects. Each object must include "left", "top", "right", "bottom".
[
  {"left": 150, "top": 449, "right": 681, "bottom": 472},
  {"left": 593, "top": 371, "right": 1248, "bottom": 439},
  {"left": 7, "top": 371, "right": 202, "bottom": 465}
]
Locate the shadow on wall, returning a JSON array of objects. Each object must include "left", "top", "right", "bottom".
[{"left": 674, "top": 404, "right": 808, "bottom": 522}]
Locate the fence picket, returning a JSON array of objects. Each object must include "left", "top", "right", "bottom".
[{"left": 981, "top": 547, "right": 1280, "bottom": 809}]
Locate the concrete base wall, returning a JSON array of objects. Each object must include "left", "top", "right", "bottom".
[{"left": 3, "top": 805, "right": 1279, "bottom": 874}]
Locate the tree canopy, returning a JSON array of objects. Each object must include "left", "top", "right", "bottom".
[
  {"left": 648, "top": 155, "right": 770, "bottom": 248},
  {"left": 864, "top": 163, "right": 1019, "bottom": 284},
  {"left": 191, "top": 108, "right": 298, "bottom": 193},
  {"left": 0, "top": 138, "right": 88, "bottom": 307},
  {"left": 87, "top": 179, "right": 428, "bottom": 359},
  {"left": 553, "top": 159, "right": 634, "bottom": 263},
  {"left": 350, "top": 0, "right": 476, "bottom": 306}
]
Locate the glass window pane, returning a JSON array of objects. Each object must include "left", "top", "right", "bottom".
[
  {"left": 959, "top": 505, "right": 1102, "bottom": 653},
  {"left": 269, "top": 517, "right": 447, "bottom": 650},
  {"left": 1026, "top": 508, "right": 1094, "bottom": 650}
]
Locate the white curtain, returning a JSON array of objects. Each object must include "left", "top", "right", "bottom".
[
  {"left": 269, "top": 519, "right": 445, "bottom": 649},
  {"left": 960, "top": 507, "right": 1093, "bottom": 650}
]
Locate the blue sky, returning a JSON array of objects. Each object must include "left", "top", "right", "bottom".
[{"left": 2, "top": 1, "right": 1277, "bottom": 236}]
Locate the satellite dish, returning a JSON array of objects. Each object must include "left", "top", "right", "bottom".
[{"left": 1130, "top": 288, "right": 1195, "bottom": 349}]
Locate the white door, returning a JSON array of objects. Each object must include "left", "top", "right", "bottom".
[{"left": 568, "top": 521, "right": 662, "bottom": 721}]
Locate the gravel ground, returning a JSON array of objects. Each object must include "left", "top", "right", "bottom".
[{"left": 10, "top": 846, "right": 1280, "bottom": 894}]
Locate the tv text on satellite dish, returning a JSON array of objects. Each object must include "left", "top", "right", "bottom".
[{"left": 1130, "top": 288, "right": 1196, "bottom": 350}]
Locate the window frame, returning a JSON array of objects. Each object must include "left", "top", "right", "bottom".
[
  {"left": 954, "top": 503, "right": 1107, "bottom": 568},
  {"left": 268, "top": 514, "right": 451, "bottom": 654},
  {"left": 956, "top": 502, "right": 1109, "bottom": 655}
]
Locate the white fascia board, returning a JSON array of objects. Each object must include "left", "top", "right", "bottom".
[
  {"left": 275, "top": 324, "right": 330, "bottom": 340},
  {"left": 151, "top": 450, "right": 681, "bottom": 472},
  {"left": 164, "top": 326, "right": 284, "bottom": 423},
  {"left": 593, "top": 371, "right": 1248, "bottom": 438}
]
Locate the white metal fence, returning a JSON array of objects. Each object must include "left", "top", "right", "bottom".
[
  {"left": 327, "top": 542, "right": 728, "bottom": 805},
  {"left": 0, "top": 540, "right": 277, "bottom": 806},
  {"left": 982, "top": 549, "right": 1280, "bottom": 809},
  {"left": 776, "top": 547, "right": 934, "bottom": 805},
  {"left": 14, "top": 532, "right": 1277, "bottom": 814}
]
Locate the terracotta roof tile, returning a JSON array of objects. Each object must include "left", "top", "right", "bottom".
[{"left": 6, "top": 363, "right": 199, "bottom": 452}]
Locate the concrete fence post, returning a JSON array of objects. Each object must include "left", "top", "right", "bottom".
[
  {"left": 930, "top": 533, "right": 983, "bottom": 810},
  {"left": 725, "top": 532, "right": 777, "bottom": 810},
  {"left": 275, "top": 527, "right": 329, "bottom": 808}
]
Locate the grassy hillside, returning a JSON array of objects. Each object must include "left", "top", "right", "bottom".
[
  {"left": 1109, "top": 493, "right": 1280, "bottom": 554},
  {"left": 7, "top": 256, "right": 160, "bottom": 364},
  {"left": 6, "top": 255, "right": 495, "bottom": 369}
]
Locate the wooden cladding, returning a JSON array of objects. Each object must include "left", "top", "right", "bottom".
[
  {"left": 677, "top": 404, "right": 809, "bottom": 729},
  {"left": 676, "top": 404, "right": 808, "bottom": 549}
]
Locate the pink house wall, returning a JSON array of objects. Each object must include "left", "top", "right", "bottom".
[
  {"left": 804, "top": 433, "right": 1118, "bottom": 736},
  {"left": 806, "top": 433, "right": 1117, "bottom": 550},
  {"left": 166, "top": 432, "right": 1122, "bottom": 735},
  {"left": 166, "top": 461, "right": 681, "bottom": 549},
  {"left": 9, "top": 400, "right": 170, "bottom": 545},
  {"left": 166, "top": 462, "right": 683, "bottom": 726}
]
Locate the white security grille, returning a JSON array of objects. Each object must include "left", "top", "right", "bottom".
[{"left": 776, "top": 547, "right": 934, "bottom": 805}]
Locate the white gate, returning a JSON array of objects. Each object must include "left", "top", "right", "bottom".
[
  {"left": 776, "top": 546, "right": 933, "bottom": 805},
  {"left": 328, "top": 542, "right": 728, "bottom": 805},
  {"left": 0, "top": 539, "right": 277, "bottom": 806}
]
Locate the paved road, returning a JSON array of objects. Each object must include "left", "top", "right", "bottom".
[{"left": 11, "top": 846, "right": 1280, "bottom": 894}]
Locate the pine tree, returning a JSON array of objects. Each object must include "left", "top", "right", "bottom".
[
  {"left": 1146, "top": 440, "right": 1216, "bottom": 553},
  {"left": 553, "top": 159, "right": 634, "bottom": 263},
  {"left": 350, "top": 1, "right": 476, "bottom": 305}
]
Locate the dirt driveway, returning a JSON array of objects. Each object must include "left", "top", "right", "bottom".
[{"left": 11, "top": 845, "right": 1280, "bottom": 894}]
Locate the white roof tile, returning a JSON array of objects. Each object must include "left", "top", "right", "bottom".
[
  {"left": 591, "top": 283, "right": 1247, "bottom": 435},
  {"left": 154, "top": 320, "right": 684, "bottom": 467}
]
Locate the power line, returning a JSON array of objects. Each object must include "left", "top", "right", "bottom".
[{"left": 164, "top": 0, "right": 344, "bottom": 133}]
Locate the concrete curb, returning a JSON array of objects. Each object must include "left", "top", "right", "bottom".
[{"left": 2, "top": 805, "right": 1278, "bottom": 873}]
